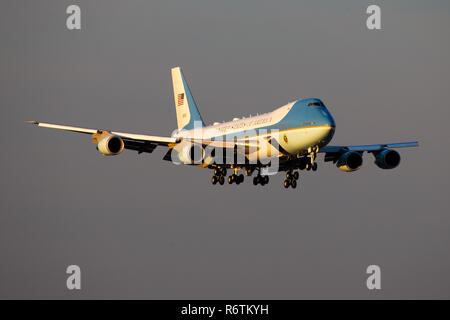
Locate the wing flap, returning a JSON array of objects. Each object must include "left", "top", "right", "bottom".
[
  {"left": 122, "top": 139, "right": 157, "bottom": 154},
  {"left": 112, "top": 132, "right": 178, "bottom": 145}
]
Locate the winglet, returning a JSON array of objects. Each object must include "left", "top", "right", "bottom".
[{"left": 25, "top": 120, "right": 39, "bottom": 125}]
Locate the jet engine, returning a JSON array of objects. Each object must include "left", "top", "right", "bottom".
[
  {"left": 177, "top": 143, "right": 205, "bottom": 164},
  {"left": 97, "top": 135, "right": 124, "bottom": 156},
  {"left": 336, "top": 151, "right": 363, "bottom": 172},
  {"left": 374, "top": 149, "right": 401, "bottom": 169}
]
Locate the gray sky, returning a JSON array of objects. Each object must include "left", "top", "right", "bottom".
[{"left": 1, "top": 0, "right": 449, "bottom": 299}]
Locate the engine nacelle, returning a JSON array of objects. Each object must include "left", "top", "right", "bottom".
[
  {"left": 97, "top": 135, "right": 124, "bottom": 156},
  {"left": 374, "top": 149, "right": 401, "bottom": 169},
  {"left": 336, "top": 151, "right": 363, "bottom": 172},
  {"left": 177, "top": 143, "right": 205, "bottom": 164}
]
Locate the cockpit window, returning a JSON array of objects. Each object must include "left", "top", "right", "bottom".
[{"left": 308, "top": 101, "right": 324, "bottom": 107}]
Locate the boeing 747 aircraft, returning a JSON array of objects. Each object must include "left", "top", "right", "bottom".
[{"left": 27, "top": 67, "right": 418, "bottom": 189}]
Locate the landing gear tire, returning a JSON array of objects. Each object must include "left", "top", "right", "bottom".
[
  {"left": 306, "top": 163, "right": 311, "bottom": 171},
  {"left": 286, "top": 172, "right": 293, "bottom": 179},
  {"left": 218, "top": 176, "right": 224, "bottom": 185},
  {"left": 212, "top": 176, "right": 218, "bottom": 185},
  {"left": 284, "top": 179, "right": 290, "bottom": 188},
  {"left": 214, "top": 168, "right": 220, "bottom": 176},
  {"left": 300, "top": 162, "right": 306, "bottom": 170},
  {"left": 293, "top": 171, "right": 299, "bottom": 180},
  {"left": 221, "top": 167, "right": 227, "bottom": 176},
  {"left": 253, "top": 175, "right": 266, "bottom": 186},
  {"left": 291, "top": 179, "right": 297, "bottom": 189},
  {"left": 312, "top": 163, "right": 318, "bottom": 171},
  {"left": 228, "top": 176, "right": 233, "bottom": 184},
  {"left": 239, "top": 174, "right": 244, "bottom": 184}
]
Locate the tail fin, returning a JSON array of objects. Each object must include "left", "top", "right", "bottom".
[{"left": 171, "top": 67, "right": 205, "bottom": 131}]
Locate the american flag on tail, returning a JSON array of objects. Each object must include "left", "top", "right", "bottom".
[{"left": 177, "top": 93, "right": 184, "bottom": 107}]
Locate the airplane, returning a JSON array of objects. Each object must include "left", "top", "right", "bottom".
[{"left": 26, "top": 67, "right": 419, "bottom": 189}]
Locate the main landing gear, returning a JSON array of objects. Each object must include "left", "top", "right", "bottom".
[
  {"left": 214, "top": 167, "right": 227, "bottom": 176},
  {"left": 251, "top": 167, "right": 269, "bottom": 186},
  {"left": 211, "top": 167, "right": 246, "bottom": 186},
  {"left": 211, "top": 166, "right": 226, "bottom": 185},
  {"left": 211, "top": 175, "right": 224, "bottom": 185},
  {"left": 228, "top": 173, "right": 244, "bottom": 185},
  {"left": 252, "top": 174, "right": 269, "bottom": 186},
  {"left": 284, "top": 170, "right": 299, "bottom": 189},
  {"left": 211, "top": 166, "right": 271, "bottom": 186}
]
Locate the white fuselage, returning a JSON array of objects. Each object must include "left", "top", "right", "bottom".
[{"left": 174, "top": 100, "right": 336, "bottom": 162}]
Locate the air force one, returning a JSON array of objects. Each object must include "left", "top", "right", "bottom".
[{"left": 27, "top": 67, "right": 418, "bottom": 189}]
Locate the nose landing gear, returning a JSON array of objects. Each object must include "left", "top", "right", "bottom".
[{"left": 305, "top": 146, "right": 319, "bottom": 171}]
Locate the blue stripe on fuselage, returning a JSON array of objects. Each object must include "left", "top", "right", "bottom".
[{"left": 209, "top": 98, "right": 336, "bottom": 141}]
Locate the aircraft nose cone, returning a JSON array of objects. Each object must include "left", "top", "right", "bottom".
[
  {"left": 323, "top": 109, "right": 336, "bottom": 127},
  {"left": 321, "top": 109, "right": 335, "bottom": 145},
  {"left": 326, "top": 112, "right": 336, "bottom": 127}
]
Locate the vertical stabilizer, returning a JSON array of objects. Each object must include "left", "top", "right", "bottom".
[{"left": 171, "top": 67, "right": 205, "bottom": 130}]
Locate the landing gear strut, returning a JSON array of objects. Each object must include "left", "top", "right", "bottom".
[
  {"left": 214, "top": 167, "right": 227, "bottom": 176},
  {"left": 251, "top": 167, "right": 269, "bottom": 186},
  {"left": 305, "top": 146, "right": 319, "bottom": 171},
  {"left": 306, "top": 161, "right": 318, "bottom": 171}
]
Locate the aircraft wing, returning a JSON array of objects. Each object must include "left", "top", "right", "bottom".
[
  {"left": 319, "top": 141, "right": 419, "bottom": 154},
  {"left": 275, "top": 141, "right": 419, "bottom": 172},
  {"left": 25, "top": 121, "right": 179, "bottom": 154}
]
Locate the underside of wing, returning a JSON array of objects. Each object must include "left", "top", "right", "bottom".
[
  {"left": 319, "top": 141, "right": 419, "bottom": 154},
  {"left": 318, "top": 141, "right": 419, "bottom": 171}
]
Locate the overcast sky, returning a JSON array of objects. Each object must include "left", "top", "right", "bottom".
[{"left": 1, "top": 0, "right": 449, "bottom": 299}]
